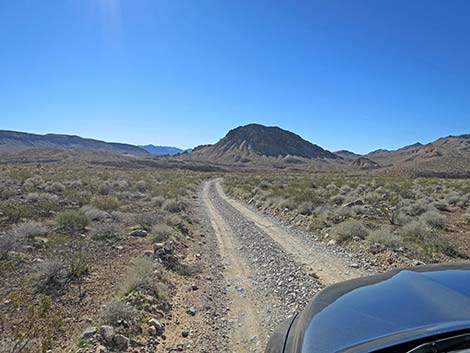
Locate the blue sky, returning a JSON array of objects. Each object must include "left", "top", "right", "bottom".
[{"left": 0, "top": 0, "right": 469, "bottom": 153}]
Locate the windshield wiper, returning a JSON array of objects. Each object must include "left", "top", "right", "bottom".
[{"left": 407, "top": 333, "right": 470, "bottom": 353}]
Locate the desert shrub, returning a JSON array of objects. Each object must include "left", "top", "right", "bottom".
[
  {"left": 113, "top": 179, "right": 129, "bottom": 190},
  {"left": 12, "top": 221, "right": 48, "bottom": 240},
  {"left": 23, "top": 175, "right": 44, "bottom": 189},
  {"left": 120, "top": 257, "right": 156, "bottom": 295},
  {"left": 91, "top": 223, "right": 121, "bottom": 241},
  {"left": 330, "top": 194, "right": 345, "bottom": 205},
  {"left": 81, "top": 205, "right": 109, "bottom": 221},
  {"left": 420, "top": 210, "right": 447, "bottom": 229},
  {"left": 151, "top": 196, "right": 165, "bottom": 208},
  {"left": 2, "top": 202, "right": 34, "bottom": 223},
  {"left": 258, "top": 180, "right": 271, "bottom": 191},
  {"left": 5, "top": 292, "right": 63, "bottom": 353},
  {"left": 367, "top": 227, "right": 403, "bottom": 250},
  {"left": 433, "top": 200, "right": 450, "bottom": 212},
  {"left": 45, "top": 182, "right": 66, "bottom": 194},
  {"left": 339, "top": 184, "right": 352, "bottom": 194},
  {"left": 68, "top": 179, "right": 83, "bottom": 189},
  {"left": 400, "top": 220, "right": 430, "bottom": 242},
  {"left": 446, "top": 191, "right": 463, "bottom": 205},
  {"left": 333, "top": 220, "right": 368, "bottom": 243},
  {"left": 102, "top": 299, "right": 137, "bottom": 327},
  {"left": 135, "top": 180, "right": 147, "bottom": 192},
  {"left": 163, "top": 199, "right": 184, "bottom": 213},
  {"left": 297, "top": 201, "right": 314, "bottom": 215},
  {"left": 151, "top": 224, "right": 174, "bottom": 242},
  {"left": 464, "top": 214, "right": 470, "bottom": 224},
  {"left": 56, "top": 210, "right": 90, "bottom": 233},
  {"left": 403, "top": 199, "right": 431, "bottom": 216},
  {"left": 133, "top": 212, "right": 164, "bottom": 231},
  {"left": 364, "top": 192, "right": 380, "bottom": 204},
  {"left": 91, "top": 196, "right": 121, "bottom": 211},
  {"left": 0, "top": 233, "right": 16, "bottom": 259},
  {"left": 351, "top": 205, "right": 367, "bottom": 216},
  {"left": 32, "top": 259, "right": 71, "bottom": 295}
]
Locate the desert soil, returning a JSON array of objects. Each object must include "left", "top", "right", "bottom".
[{"left": 192, "top": 179, "right": 368, "bottom": 352}]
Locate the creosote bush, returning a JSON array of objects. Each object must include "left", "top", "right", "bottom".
[
  {"left": 420, "top": 210, "right": 447, "bottom": 229},
  {"left": 102, "top": 299, "right": 137, "bottom": 327},
  {"left": 12, "top": 220, "right": 47, "bottom": 240},
  {"left": 32, "top": 259, "right": 71, "bottom": 295},
  {"left": 56, "top": 210, "right": 90, "bottom": 233},
  {"left": 91, "top": 223, "right": 121, "bottom": 241},
  {"left": 333, "top": 220, "right": 369, "bottom": 243},
  {"left": 151, "top": 224, "right": 174, "bottom": 242},
  {"left": 367, "top": 227, "right": 403, "bottom": 250}
]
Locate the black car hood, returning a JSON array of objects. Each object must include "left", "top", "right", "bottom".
[{"left": 289, "top": 263, "right": 470, "bottom": 353}]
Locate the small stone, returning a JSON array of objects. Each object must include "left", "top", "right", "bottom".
[
  {"left": 113, "top": 334, "right": 129, "bottom": 350},
  {"left": 99, "top": 325, "right": 114, "bottom": 344},
  {"left": 148, "top": 325, "right": 157, "bottom": 336},
  {"left": 82, "top": 326, "right": 97, "bottom": 340},
  {"left": 148, "top": 318, "right": 163, "bottom": 335},
  {"left": 191, "top": 284, "right": 199, "bottom": 291},
  {"left": 95, "top": 345, "right": 107, "bottom": 353},
  {"left": 143, "top": 250, "right": 154, "bottom": 258},
  {"left": 182, "top": 330, "right": 189, "bottom": 338},
  {"left": 128, "top": 229, "right": 147, "bottom": 237},
  {"left": 350, "top": 263, "right": 359, "bottom": 269},
  {"left": 187, "top": 307, "right": 197, "bottom": 316}
]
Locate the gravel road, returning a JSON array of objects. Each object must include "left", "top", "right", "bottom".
[{"left": 200, "top": 179, "right": 367, "bottom": 353}]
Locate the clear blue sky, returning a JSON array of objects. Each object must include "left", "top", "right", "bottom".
[{"left": 1, "top": 0, "right": 469, "bottom": 153}]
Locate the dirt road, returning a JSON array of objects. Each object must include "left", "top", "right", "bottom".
[{"left": 201, "top": 179, "right": 366, "bottom": 352}]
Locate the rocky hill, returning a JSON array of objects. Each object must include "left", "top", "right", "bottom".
[
  {"left": 186, "top": 124, "right": 339, "bottom": 165},
  {"left": 0, "top": 130, "right": 148, "bottom": 155},
  {"left": 367, "top": 135, "right": 470, "bottom": 177}
]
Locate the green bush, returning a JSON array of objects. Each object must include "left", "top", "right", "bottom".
[
  {"left": 420, "top": 210, "right": 447, "bottom": 229},
  {"left": 91, "top": 196, "right": 121, "bottom": 211},
  {"left": 56, "top": 210, "right": 90, "bottom": 233},
  {"left": 333, "top": 220, "right": 368, "bottom": 243},
  {"left": 367, "top": 227, "right": 403, "bottom": 250},
  {"left": 12, "top": 220, "right": 47, "bottom": 240}
]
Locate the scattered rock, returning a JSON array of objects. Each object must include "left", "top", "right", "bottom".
[
  {"left": 129, "top": 229, "right": 147, "bottom": 237},
  {"left": 187, "top": 307, "right": 197, "bottom": 316},
  {"left": 82, "top": 326, "right": 97, "bottom": 340},
  {"left": 95, "top": 345, "right": 107, "bottom": 353},
  {"left": 113, "top": 334, "right": 129, "bottom": 350},
  {"left": 181, "top": 330, "right": 189, "bottom": 338},
  {"left": 99, "top": 325, "right": 114, "bottom": 344}
]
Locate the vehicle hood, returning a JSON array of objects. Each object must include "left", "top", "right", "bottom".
[{"left": 293, "top": 263, "right": 470, "bottom": 353}]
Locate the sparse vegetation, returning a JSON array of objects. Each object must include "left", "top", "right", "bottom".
[
  {"left": 56, "top": 210, "right": 90, "bottom": 233},
  {"left": 225, "top": 172, "right": 470, "bottom": 262}
]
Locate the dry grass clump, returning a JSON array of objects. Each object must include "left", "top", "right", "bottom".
[
  {"left": 420, "top": 210, "right": 447, "bottom": 229},
  {"left": 101, "top": 299, "right": 137, "bottom": 327},
  {"left": 80, "top": 205, "right": 109, "bottom": 221},
  {"left": 162, "top": 199, "right": 184, "bottom": 213},
  {"left": 0, "top": 233, "right": 16, "bottom": 259},
  {"left": 120, "top": 257, "right": 155, "bottom": 295},
  {"left": 12, "top": 220, "right": 48, "bottom": 240},
  {"left": 464, "top": 214, "right": 470, "bottom": 224},
  {"left": 45, "top": 182, "right": 66, "bottom": 194},
  {"left": 91, "top": 195, "right": 121, "bottom": 211},
  {"left": 367, "top": 227, "right": 403, "bottom": 250},
  {"left": 333, "top": 220, "right": 369, "bottom": 243},
  {"left": 151, "top": 224, "right": 174, "bottom": 243},
  {"left": 32, "top": 259, "right": 71, "bottom": 295},
  {"left": 151, "top": 196, "right": 165, "bottom": 208},
  {"left": 56, "top": 210, "right": 90, "bottom": 233},
  {"left": 91, "top": 223, "right": 121, "bottom": 241},
  {"left": 297, "top": 201, "right": 314, "bottom": 215}
]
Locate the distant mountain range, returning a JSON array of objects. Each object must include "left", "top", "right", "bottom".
[
  {"left": 0, "top": 130, "right": 148, "bottom": 155},
  {"left": 139, "top": 144, "right": 191, "bottom": 155},
  {"left": 1, "top": 126, "right": 468, "bottom": 177}
]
